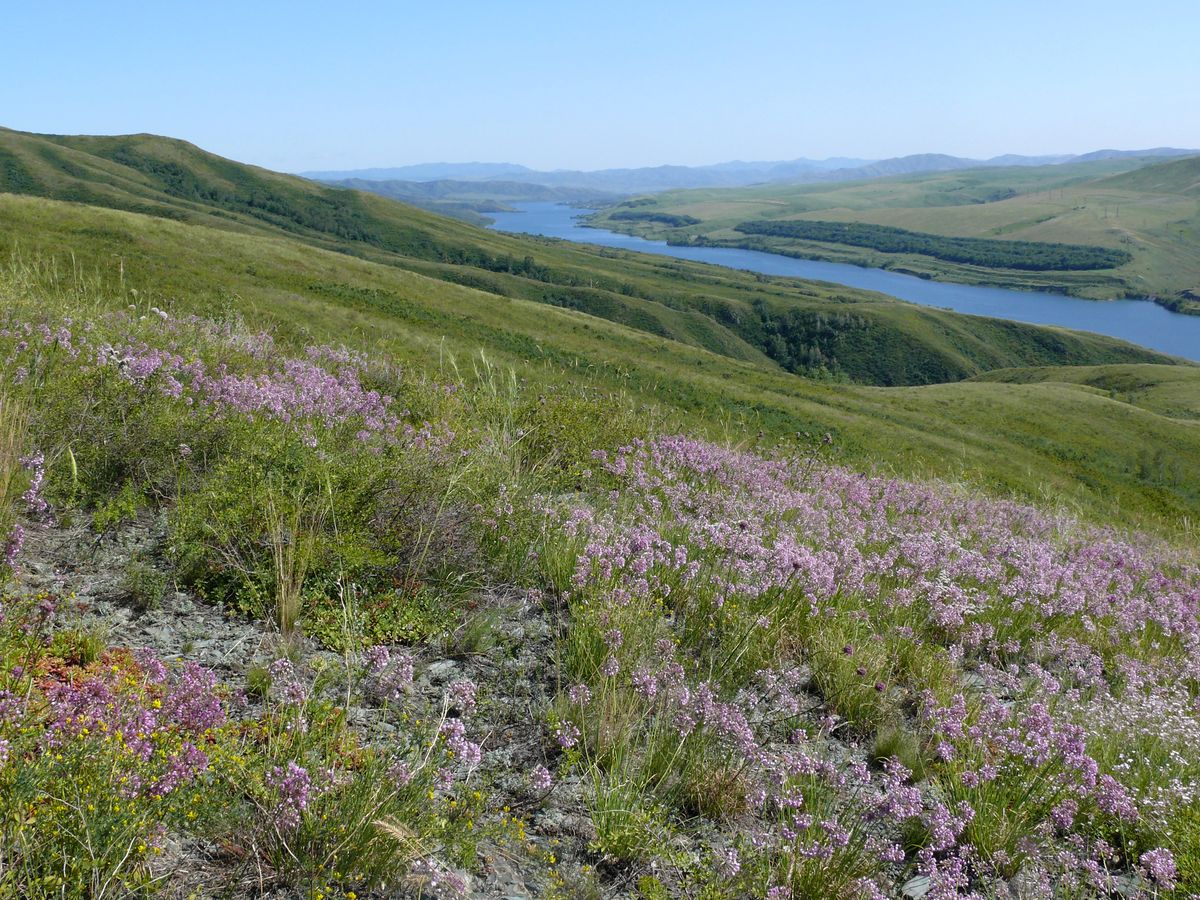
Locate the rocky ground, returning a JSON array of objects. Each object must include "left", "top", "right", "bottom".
[
  {"left": 13, "top": 513, "right": 1150, "bottom": 899},
  {"left": 13, "top": 516, "right": 617, "bottom": 899}
]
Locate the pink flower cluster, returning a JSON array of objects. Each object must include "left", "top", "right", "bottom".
[
  {"left": 363, "top": 644, "right": 414, "bottom": 703},
  {"left": 1, "top": 315, "right": 456, "bottom": 451},
  {"left": 3, "top": 451, "right": 49, "bottom": 570},
  {"left": 546, "top": 436, "right": 1199, "bottom": 890},
  {"left": 440, "top": 679, "right": 482, "bottom": 775},
  {"left": 43, "top": 653, "right": 223, "bottom": 799},
  {"left": 266, "top": 761, "right": 314, "bottom": 831}
]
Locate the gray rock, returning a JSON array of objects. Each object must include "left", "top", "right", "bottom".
[
  {"left": 902, "top": 875, "right": 932, "bottom": 899},
  {"left": 425, "top": 659, "right": 460, "bottom": 682}
]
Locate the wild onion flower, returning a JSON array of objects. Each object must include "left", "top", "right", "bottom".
[
  {"left": 363, "top": 644, "right": 391, "bottom": 673},
  {"left": 268, "top": 658, "right": 308, "bottom": 705},
  {"left": 364, "top": 648, "right": 413, "bottom": 703},
  {"left": 567, "top": 683, "right": 592, "bottom": 705},
  {"left": 441, "top": 718, "right": 482, "bottom": 771},
  {"left": 0, "top": 690, "right": 21, "bottom": 723},
  {"left": 164, "top": 662, "right": 225, "bottom": 731},
  {"left": 715, "top": 846, "right": 740, "bottom": 877},
  {"left": 20, "top": 452, "right": 48, "bottom": 517},
  {"left": 410, "top": 859, "right": 468, "bottom": 896},
  {"left": 1139, "top": 848, "right": 1177, "bottom": 889},
  {"left": 447, "top": 679, "right": 477, "bottom": 715},
  {"left": 529, "top": 764, "right": 553, "bottom": 791},
  {"left": 388, "top": 759, "right": 414, "bottom": 786},
  {"left": 554, "top": 722, "right": 580, "bottom": 749},
  {"left": 3, "top": 524, "right": 24, "bottom": 568},
  {"left": 266, "top": 761, "right": 313, "bottom": 831}
]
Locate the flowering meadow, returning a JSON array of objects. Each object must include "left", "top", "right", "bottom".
[
  {"left": 1, "top": 294, "right": 1199, "bottom": 897},
  {"left": 496, "top": 435, "right": 1200, "bottom": 897}
]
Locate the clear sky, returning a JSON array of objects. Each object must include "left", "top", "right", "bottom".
[{"left": 3, "top": 0, "right": 1198, "bottom": 173}]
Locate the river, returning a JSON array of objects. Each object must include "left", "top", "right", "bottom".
[{"left": 486, "top": 202, "right": 1200, "bottom": 361}]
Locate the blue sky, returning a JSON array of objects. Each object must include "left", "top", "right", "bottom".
[{"left": 3, "top": 0, "right": 1198, "bottom": 172}]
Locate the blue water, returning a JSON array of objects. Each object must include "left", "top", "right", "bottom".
[{"left": 487, "top": 202, "right": 1200, "bottom": 361}]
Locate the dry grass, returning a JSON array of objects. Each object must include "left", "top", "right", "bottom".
[{"left": 0, "top": 393, "right": 28, "bottom": 542}]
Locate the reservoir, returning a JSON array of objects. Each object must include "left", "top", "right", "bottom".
[{"left": 487, "top": 202, "right": 1200, "bottom": 362}]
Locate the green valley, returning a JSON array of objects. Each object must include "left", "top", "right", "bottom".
[
  {"left": 0, "top": 128, "right": 1176, "bottom": 386},
  {"left": 0, "top": 129, "right": 1198, "bottom": 533},
  {"left": 586, "top": 155, "right": 1200, "bottom": 311}
]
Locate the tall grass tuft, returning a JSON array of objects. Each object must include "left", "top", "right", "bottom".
[
  {"left": 0, "top": 393, "right": 29, "bottom": 566},
  {"left": 266, "top": 481, "right": 325, "bottom": 637}
]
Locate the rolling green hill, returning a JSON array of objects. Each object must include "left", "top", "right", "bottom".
[
  {"left": 2, "top": 193, "right": 1199, "bottom": 534},
  {"left": 586, "top": 156, "right": 1200, "bottom": 310},
  {"left": 972, "top": 363, "right": 1200, "bottom": 419},
  {"left": 0, "top": 127, "right": 1176, "bottom": 385},
  {"left": 2, "top": 128, "right": 1200, "bottom": 532},
  {"left": 1095, "top": 154, "right": 1200, "bottom": 196}
]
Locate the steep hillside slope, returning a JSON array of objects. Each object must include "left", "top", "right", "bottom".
[
  {"left": 0, "top": 128, "right": 1175, "bottom": 383},
  {"left": 4, "top": 279, "right": 1197, "bottom": 898},
  {"left": 1, "top": 194, "right": 1198, "bottom": 532}
]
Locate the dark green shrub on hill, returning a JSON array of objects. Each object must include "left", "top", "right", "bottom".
[
  {"left": 610, "top": 210, "right": 702, "bottom": 227},
  {"left": 735, "top": 219, "right": 1133, "bottom": 271}
]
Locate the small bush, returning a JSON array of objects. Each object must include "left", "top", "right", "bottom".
[
  {"left": 119, "top": 557, "right": 168, "bottom": 612},
  {"left": 872, "top": 723, "right": 929, "bottom": 782},
  {"left": 47, "top": 624, "right": 107, "bottom": 666},
  {"left": 92, "top": 481, "right": 141, "bottom": 533},
  {"left": 245, "top": 665, "right": 272, "bottom": 700},
  {"left": 589, "top": 774, "right": 666, "bottom": 863}
]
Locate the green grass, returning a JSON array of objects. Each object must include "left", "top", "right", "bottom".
[
  {"left": 972, "top": 363, "right": 1200, "bottom": 419},
  {"left": 588, "top": 156, "right": 1200, "bottom": 307},
  {"left": 0, "top": 127, "right": 1176, "bottom": 384},
  {"left": 2, "top": 194, "right": 1199, "bottom": 535}
]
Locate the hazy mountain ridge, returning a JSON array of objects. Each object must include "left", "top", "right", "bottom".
[
  {"left": 320, "top": 178, "right": 619, "bottom": 224},
  {"left": 304, "top": 148, "right": 1200, "bottom": 195},
  {"left": 294, "top": 156, "right": 870, "bottom": 185}
]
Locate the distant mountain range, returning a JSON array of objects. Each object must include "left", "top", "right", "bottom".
[
  {"left": 301, "top": 156, "right": 875, "bottom": 188},
  {"left": 318, "top": 177, "right": 620, "bottom": 225},
  {"left": 324, "top": 177, "right": 617, "bottom": 205},
  {"left": 302, "top": 148, "right": 1199, "bottom": 197}
]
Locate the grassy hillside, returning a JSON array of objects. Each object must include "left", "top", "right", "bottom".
[
  {"left": 4, "top": 270, "right": 1199, "bottom": 898},
  {"left": 0, "top": 127, "right": 1176, "bottom": 384},
  {"left": 1, "top": 195, "right": 1199, "bottom": 534},
  {"left": 587, "top": 156, "right": 1200, "bottom": 309},
  {"left": 973, "top": 363, "right": 1200, "bottom": 419},
  {"left": 1096, "top": 154, "right": 1200, "bottom": 196},
  {"left": 4, "top": 137, "right": 1200, "bottom": 899}
]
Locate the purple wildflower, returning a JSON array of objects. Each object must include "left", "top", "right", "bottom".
[
  {"left": 266, "top": 761, "right": 313, "bottom": 831},
  {"left": 529, "top": 764, "right": 553, "bottom": 792}
]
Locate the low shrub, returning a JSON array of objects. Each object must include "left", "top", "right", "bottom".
[{"left": 119, "top": 557, "right": 168, "bottom": 612}]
